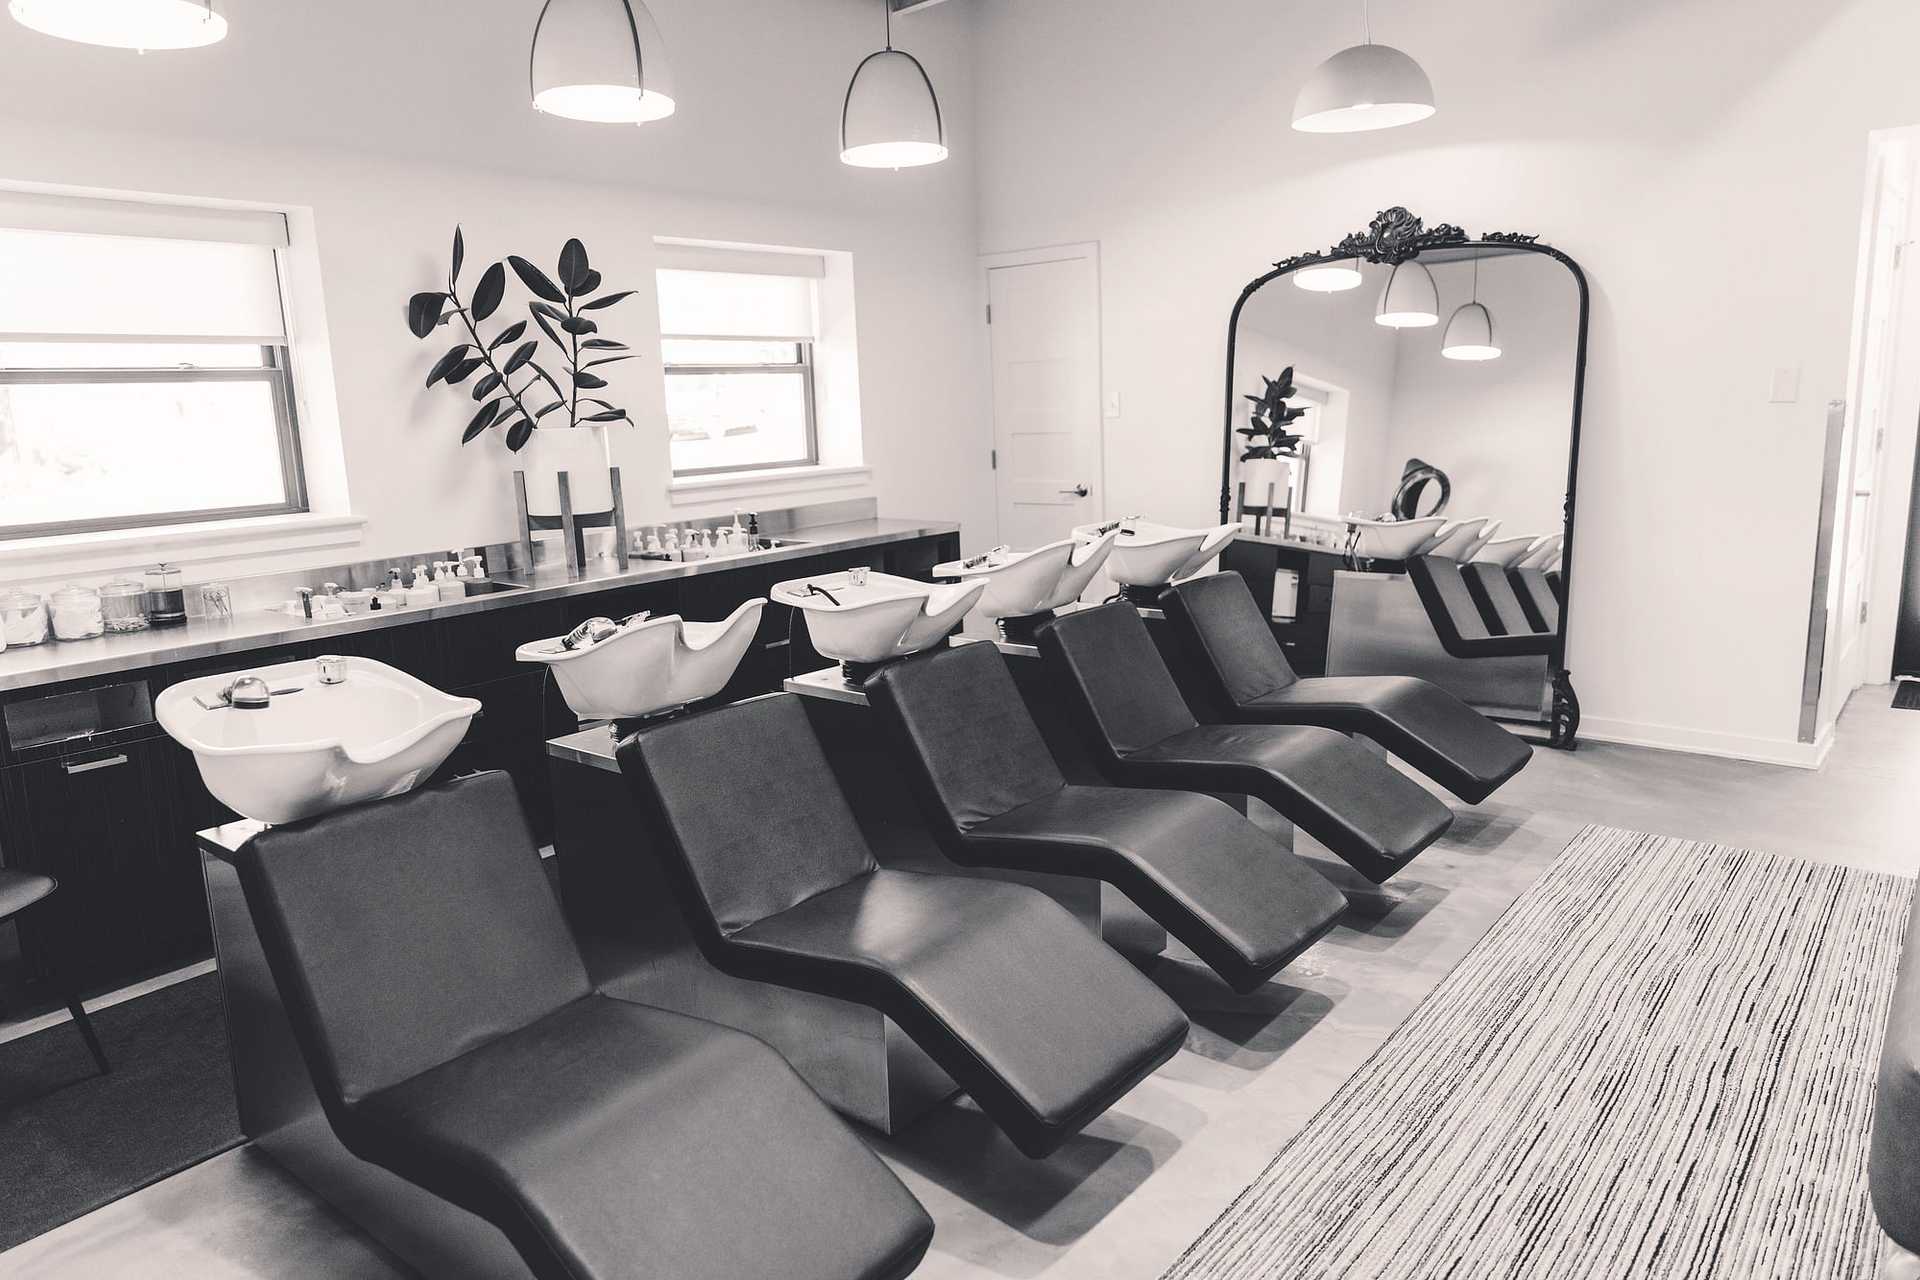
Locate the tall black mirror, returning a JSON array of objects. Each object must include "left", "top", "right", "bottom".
[{"left": 1216, "top": 207, "right": 1588, "bottom": 747}]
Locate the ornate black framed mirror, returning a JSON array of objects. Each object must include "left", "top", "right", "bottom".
[{"left": 1216, "top": 207, "right": 1588, "bottom": 747}]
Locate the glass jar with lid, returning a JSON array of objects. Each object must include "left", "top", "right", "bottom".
[
  {"left": 0, "top": 589, "right": 48, "bottom": 648},
  {"left": 101, "top": 577, "right": 150, "bottom": 632},
  {"left": 49, "top": 585, "right": 104, "bottom": 641},
  {"left": 145, "top": 563, "right": 187, "bottom": 627}
]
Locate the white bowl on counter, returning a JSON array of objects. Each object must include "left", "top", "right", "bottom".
[
  {"left": 771, "top": 571, "right": 985, "bottom": 666},
  {"left": 516, "top": 599, "right": 766, "bottom": 722}
]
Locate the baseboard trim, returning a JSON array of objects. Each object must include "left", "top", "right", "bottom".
[
  {"left": 1580, "top": 716, "right": 1836, "bottom": 770},
  {"left": 0, "top": 957, "right": 215, "bottom": 1047}
]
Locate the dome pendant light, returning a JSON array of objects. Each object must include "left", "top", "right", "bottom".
[
  {"left": 530, "top": 0, "right": 675, "bottom": 125},
  {"left": 9, "top": 0, "right": 226, "bottom": 51},
  {"left": 840, "top": 1, "right": 948, "bottom": 169},
  {"left": 1442, "top": 256, "right": 1501, "bottom": 360},
  {"left": 1292, "top": 0, "right": 1434, "bottom": 134},
  {"left": 1293, "top": 263, "right": 1365, "bottom": 293},
  {"left": 1376, "top": 260, "right": 1439, "bottom": 328}
]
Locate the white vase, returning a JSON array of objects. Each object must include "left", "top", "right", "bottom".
[
  {"left": 521, "top": 427, "right": 614, "bottom": 518},
  {"left": 1240, "top": 456, "right": 1292, "bottom": 509}
]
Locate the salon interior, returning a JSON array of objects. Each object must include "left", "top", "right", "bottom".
[{"left": 1, "top": 2, "right": 1918, "bottom": 1278}]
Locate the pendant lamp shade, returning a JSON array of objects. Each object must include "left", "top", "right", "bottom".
[
  {"left": 841, "top": 48, "right": 948, "bottom": 168},
  {"left": 9, "top": 0, "right": 225, "bottom": 50},
  {"left": 530, "top": 0, "right": 675, "bottom": 125},
  {"left": 1376, "top": 261, "right": 1439, "bottom": 328},
  {"left": 1442, "top": 300, "right": 1500, "bottom": 360},
  {"left": 1292, "top": 42, "right": 1435, "bottom": 134},
  {"left": 1293, "top": 263, "right": 1365, "bottom": 293}
]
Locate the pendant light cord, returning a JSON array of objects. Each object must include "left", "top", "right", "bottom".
[
  {"left": 884, "top": 0, "right": 892, "bottom": 50},
  {"left": 1472, "top": 253, "right": 1480, "bottom": 302},
  {"left": 1362, "top": 0, "right": 1373, "bottom": 44}
]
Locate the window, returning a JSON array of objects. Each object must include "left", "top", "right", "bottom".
[
  {"left": 657, "top": 254, "right": 824, "bottom": 477},
  {"left": 0, "top": 196, "right": 304, "bottom": 539}
]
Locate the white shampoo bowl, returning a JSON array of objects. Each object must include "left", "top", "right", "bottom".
[
  {"left": 772, "top": 571, "right": 985, "bottom": 666},
  {"left": 936, "top": 530, "right": 1119, "bottom": 620},
  {"left": 517, "top": 599, "right": 765, "bottom": 722},
  {"left": 1347, "top": 516, "right": 1446, "bottom": 561},
  {"left": 1471, "top": 533, "right": 1541, "bottom": 568},
  {"left": 1074, "top": 519, "right": 1241, "bottom": 587},
  {"left": 157, "top": 657, "right": 481, "bottom": 826},
  {"left": 1419, "top": 516, "right": 1490, "bottom": 560},
  {"left": 1460, "top": 518, "right": 1504, "bottom": 562},
  {"left": 1516, "top": 533, "right": 1564, "bottom": 570}
]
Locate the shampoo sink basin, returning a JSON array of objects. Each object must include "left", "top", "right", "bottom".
[
  {"left": 157, "top": 657, "right": 481, "bottom": 825},
  {"left": 1345, "top": 516, "right": 1446, "bottom": 562},
  {"left": 1075, "top": 519, "right": 1240, "bottom": 590},
  {"left": 935, "top": 529, "right": 1119, "bottom": 621},
  {"left": 1418, "top": 516, "right": 1490, "bottom": 560},
  {"left": 517, "top": 599, "right": 765, "bottom": 722},
  {"left": 773, "top": 571, "right": 986, "bottom": 668}
]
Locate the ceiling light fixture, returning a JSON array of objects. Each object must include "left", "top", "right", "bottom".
[
  {"left": 1375, "top": 260, "right": 1439, "bottom": 328},
  {"left": 1292, "top": 0, "right": 1434, "bottom": 134},
  {"left": 840, "top": 1, "right": 948, "bottom": 169},
  {"left": 1442, "top": 255, "right": 1501, "bottom": 360},
  {"left": 530, "top": 0, "right": 675, "bottom": 125},
  {"left": 9, "top": 0, "right": 226, "bottom": 51},
  {"left": 1292, "top": 263, "right": 1365, "bottom": 293}
]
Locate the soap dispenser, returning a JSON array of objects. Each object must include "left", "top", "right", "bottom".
[{"left": 405, "top": 566, "right": 440, "bottom": 609}]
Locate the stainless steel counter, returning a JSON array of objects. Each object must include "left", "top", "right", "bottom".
[{"left": 0, "top": 517, "right": 958, "bottom": 695}]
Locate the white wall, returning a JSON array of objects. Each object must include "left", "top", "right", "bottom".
[
  {"left": 971, "top": 0, "right": 1920, "bottom": 761},
  {"left": 0, "top": 0, "right": 993, "bottom": 586}
]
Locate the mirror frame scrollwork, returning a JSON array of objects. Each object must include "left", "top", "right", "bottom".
[{"left": 1218, "top": 206, "right": 1590, "bottom": 748}]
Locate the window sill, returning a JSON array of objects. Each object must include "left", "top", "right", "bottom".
[
  {"left": 667, "top": 464, "right": 872, "bottom": 507},
  {"left": 0, "top": 512, "right": 368, "bottom": 582}
]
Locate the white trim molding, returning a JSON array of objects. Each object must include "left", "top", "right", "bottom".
[
  {"left": 666, "top": 463, "right": 872, "bottom": 507},
  {"left": 0, "top": 511, "right": 367, "bottom": 585},
  {"left": 1579, "top": 715, "right": 1837, "bottom": 771}
]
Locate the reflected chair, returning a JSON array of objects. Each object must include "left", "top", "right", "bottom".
[
  {"left": 1158, "top": 573, "right": 1531, "bottom": 804},
  {"left": 1036, "top": 602, "right": 1454, "bottom": 883},
  {"left": 618, "top": 694, "right": 1189, "bottom": 1159},
  {"left": 1508, "top": 566, "right": 1561, "bottom": 634},
  {"left": 864, "top": 641, "right": 1347, "bottom": 995},
  {"left": 1461, "top": 562, "right": 1548, "bottom": 637},
  {"left": 0, "top": 870, "right": 110, "bottom": 1076},
  {"left": 234, "top": 772, "right": 933, "bottom": 1280},
  {"left": 1406, "top": 555, "right": 1557, "bottom": 659}
]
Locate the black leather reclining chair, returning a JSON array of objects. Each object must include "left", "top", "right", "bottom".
[
  {"left": 862, "top": 641, "right": 1346, "bottom": 995},
  {"left": 1509, "top": 565, "right": 1561, "bottom": 634},
  {"left": 1406, "top": 554, "right": 1557, "bottom": 659},
  {"left": 618, "top": 695, "right": 1189, "bottom": 1159},
  {"left": 1158, "top": 573, "right": 1531, "bottom": 805},
  {"left": 1461, "top": 561, "right": 1548, "bottom": 637},
  {"left": 234, "top": 772, "right": 933, "bottom": 1280},
  {"left": 1872, "top": 889, "right": 1920, "bottom": 1255},
  {"left": 1035, "top": 602, "right": 1453, "bottom": 883}
]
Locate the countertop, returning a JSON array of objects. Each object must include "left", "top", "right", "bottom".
[{"left": 0, "top": 517, "right": 959, "bottom": 696}]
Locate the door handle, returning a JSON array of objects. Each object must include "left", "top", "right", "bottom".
[
  {"left": 63, "top": 753, "right": 128, "bottom": 775},
  {"left": 1059, "top": 485, "right": 1090, "bottom": 497}
]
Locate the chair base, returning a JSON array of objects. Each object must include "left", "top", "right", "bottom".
[{"left": 200, "top": 846, "right": 534, "bottom": 1279}]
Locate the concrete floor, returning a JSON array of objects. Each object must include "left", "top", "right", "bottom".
[{"left": 4, "top": 687, "right": 1916, "bottom": 1280}]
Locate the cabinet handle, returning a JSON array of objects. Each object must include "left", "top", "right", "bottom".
[{"left": 63, "top": 753, "right": 129, "bottom": 775}]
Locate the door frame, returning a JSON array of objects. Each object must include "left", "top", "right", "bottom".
[{"left": 978, "top": 242, "right": 1106, "bottom": 544}]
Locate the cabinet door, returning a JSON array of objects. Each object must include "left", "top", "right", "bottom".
[{"left": 446, "top": 674, "right": 556, "bottom": 844}]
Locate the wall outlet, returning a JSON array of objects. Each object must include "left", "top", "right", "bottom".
[{"left": 1769, "top": 365, "right": 1801, "bottom": 404}]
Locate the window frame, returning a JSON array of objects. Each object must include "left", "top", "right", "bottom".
[
  {"left": 0, "top": 342, "right": 309, "bottom": 540},
  {"left": 661, "top": 335, "right": 821, "bottom": 478}
]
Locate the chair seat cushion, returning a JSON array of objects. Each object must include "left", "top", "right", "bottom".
[
  {"left": 729, "top": 869, "right": 1188, "bottom": 1158},
  {"left": 1241, "top": 676, "right": 1531, "bottom": 804},
  {"left": 969, "top": 787, "right": 1347, "bottom": 993},
  {"left": 1872, "top": 892, "right": 1920, "bottom": 1253},
  {"left": 348, "top": 995, "right": 932, "bottom": 1280},
  {"left": 1124, "top": 724, "right": 1453, "bottom": 883},
  {"left": 0, "top": 869, "right": 55, "bottom": 920}
]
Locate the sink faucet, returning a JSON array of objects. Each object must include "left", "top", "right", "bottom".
[{"left": 194, "top": 675, "right": 275, "bottom": 712}]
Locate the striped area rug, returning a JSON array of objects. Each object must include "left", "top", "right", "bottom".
[{"left": 1164, "top": 826, "right": 1913, "bottom": 1280}]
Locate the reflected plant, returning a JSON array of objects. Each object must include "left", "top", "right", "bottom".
[
  {"left": 407, "top": 227, "right": 637, "bottom": 452},
  {"left": 1238, "top": 366, "right": 1308, "bottom": 462}
]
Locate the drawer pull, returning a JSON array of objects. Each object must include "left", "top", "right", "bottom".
[{"left": 63, "top": 753, "right": 129, "bottom": 775}]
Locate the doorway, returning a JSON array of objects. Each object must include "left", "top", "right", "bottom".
[{"left": 981, "top": 244, "right": 1104, "bottom": 547}]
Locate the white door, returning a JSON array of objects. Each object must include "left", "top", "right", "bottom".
[{"left": 985, "top": 248, "right": 1103, "bottom": 548}]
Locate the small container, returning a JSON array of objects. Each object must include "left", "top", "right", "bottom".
[
  {"left": 0, "top": 589, "right": 49, "bottom": 647},
  {"left": 200, "top": 583, "right": 233, "bottom": 620},
  {"left": 316, "top": 654, "right": 348, "bottom": 685},
  {"left": 100, "top": 578, "right": 150, "bottom": 632},
  {"left": 49, "top": 585, "right": 105, "bottom": 641},
  {"left": 145, "top": 563, "right": 187, "bottom": 627}
]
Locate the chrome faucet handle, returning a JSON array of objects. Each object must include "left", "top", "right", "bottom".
[{"left": 223, "top": 676, "right": 272, "bottom": 709}]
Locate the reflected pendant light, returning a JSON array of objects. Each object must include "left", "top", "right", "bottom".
[
  {"left": 1375, "top": 260, "right": 1439, "bottom": 328},
  {"left": 9, "top": 0, "right": 226, "bottom": 50},
  {"left": 840, "top": 1, "right": 948, "bottom": 169},
  {"left": 1293, "top": 263, "right": 1365, "bottom": 293},
  {"left": 530, "top": 0, "right": 675, "bottom": 125},
  {"left": 1442, "top": 255, "right": 1501, "bottom": 360},
  {"left": 1292, "top": 0, "right": 1434, "bottom": 134}
]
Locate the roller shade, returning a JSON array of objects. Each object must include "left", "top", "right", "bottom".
[
  {"left": 654, "top": 243, "right": 825, "bottom": 279},
  {"left": 0, "top": 191, "right": 288, "bottom": 247},
  {"left": 656, "top": 267, "right": 816, "bottom": 341},
  {"left": 0, "top": 227, "right": 287, "bottom": 343}
]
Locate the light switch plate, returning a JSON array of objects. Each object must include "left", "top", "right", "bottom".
[
  {"left": 1104, "top": 391, "right": 1122, "bottom": 420},
  {"left": 1769, "top": 365, "right": 1801, "bottom": 404}
]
